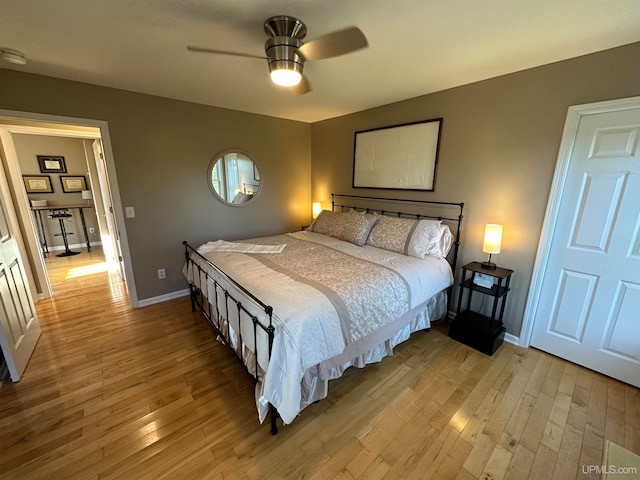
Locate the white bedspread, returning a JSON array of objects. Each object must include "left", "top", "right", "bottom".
[{"left": 185, "top": 230, "right": 453, "bottom": 424}]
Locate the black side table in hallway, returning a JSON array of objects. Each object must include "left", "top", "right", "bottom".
[{"left": 31, "top": 204, "right": 93, "bottom": 256}]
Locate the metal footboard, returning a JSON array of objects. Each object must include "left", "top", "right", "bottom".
[{"left": 183, "top": 241, "right": 280, "bottom": 434}]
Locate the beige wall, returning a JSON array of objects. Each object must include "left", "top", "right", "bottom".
[
  {"left": 2, "top": 42, "right": 639, "bottom": 334},
  {"left": 311, "top": 42, "right": 640, "bottom": 337},
  {"left": 0, "top": 70, "right": 312, "bottom": 300}
]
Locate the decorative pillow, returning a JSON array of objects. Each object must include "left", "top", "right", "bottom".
[
  {"left": 308, "top": 210, "right": 345, "bottom": 237},
  {"left": 366, "top": 216, "right": 441, "bottom": 258},
  {"left": 340, "top": 212, "right": 378, "bottom": 246},
  {"left": 427, "top": 225, "right": 454, "bottom": 258},
  {"left": 309, "top": 210, "right": 378, "bottom": 246}
]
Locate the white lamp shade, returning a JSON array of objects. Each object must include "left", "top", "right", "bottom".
[
  {"left": 483, "top": 224, "right": 503, "bottom": 254},
  {"left": 81, "top": 190, "right": 92, "bottom": 200},
  {"left": 312, "top": 202, "right": 322, "bottom": 219}
]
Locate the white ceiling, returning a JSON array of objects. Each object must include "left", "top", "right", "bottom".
[{"left": 1, "top": 0, "right": 639, "bottom": 123}]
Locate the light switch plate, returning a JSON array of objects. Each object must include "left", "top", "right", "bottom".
[{"left": 125, "top": 206, "right": 135, "bottom": 218}]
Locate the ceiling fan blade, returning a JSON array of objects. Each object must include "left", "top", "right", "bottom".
[
  {"left": 291, "top": 75, "right": 312, "bottom": 95},
  {"left": 187, "top": 45, "right": 267, "bottom": 60},
  {"left": 298, "top": 26, "right": 368, "bottom": 61}
]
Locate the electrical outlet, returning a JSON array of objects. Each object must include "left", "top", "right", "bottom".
[
  {"left": 125, "top": 206, "right": 135, "bottom": 218},
  {"left": 157, "top": 268, "right": 166, "bottom": 279},
  {"left": 89, "top": 227, "right": 95, "bottom": 234}
]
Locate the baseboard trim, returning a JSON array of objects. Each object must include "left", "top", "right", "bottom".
[
  {"left": 504, "top": 332, "right": 520, "bottom": 346},
  {"left": 137, "top": 288, "right": 190, "bottom": 308},
  {"left": 47, "top": 241, "right": 102, "bottom": 252}
]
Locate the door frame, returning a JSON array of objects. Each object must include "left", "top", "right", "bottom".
[
  {"left": 520, "top": 96, "right": 640, "bottom": 347},
  {"left": 0, "top": 109, "right": 139, "bottom": 307},
  {"left": 91, "top": 139, "right": 126, "bottom": 280}
]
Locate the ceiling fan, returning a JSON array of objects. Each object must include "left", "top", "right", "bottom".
[{"left": 187, "top": 15, "right": 368, "bottom": 95}]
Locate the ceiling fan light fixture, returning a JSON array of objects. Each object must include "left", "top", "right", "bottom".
[
  {"left": 265, "top": 34, "right": 304, "bottom": 87},
  {"left": 270, "top": 67, "right": 302, "bottom": 87}
]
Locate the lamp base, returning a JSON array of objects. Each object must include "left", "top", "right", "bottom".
[{"left": 481, "top": 261, "right": 497, "bottom": 270}]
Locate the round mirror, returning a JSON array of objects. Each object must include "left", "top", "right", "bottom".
[{"left": 208, "top": 150, "right": 262, "bottom": 206}]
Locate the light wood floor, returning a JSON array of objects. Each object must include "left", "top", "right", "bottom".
[{"left": 0, "top": 248, "right": 638, "bottom": 479}]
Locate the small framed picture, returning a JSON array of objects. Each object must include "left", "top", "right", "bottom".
[
  {"left": 37, "top": 155, "right": 66, "bottom": 173},
  {"left": 60, "top": 175, "right": 87, "bottom": 193},
  {"left": 23, "top": 175, "right": 54, "bottom": 193}
]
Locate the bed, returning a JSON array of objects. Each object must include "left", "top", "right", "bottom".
[{"left": 183, "top": 194, "right": 464, "bottom": 434}]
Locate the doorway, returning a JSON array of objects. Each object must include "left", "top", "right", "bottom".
[{"left": 0, "top": 110, "right": 138, "bottom": 307}]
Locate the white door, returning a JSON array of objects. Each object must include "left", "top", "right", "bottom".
[
  {"left": 0, "top": 161, "right": 41, "bottom": 381},
  {"left": 529, "top": 102, "right": 640, "bottom": 388},
  {"left": 92, "top": 140, "right": 125, "bottom": 280}
]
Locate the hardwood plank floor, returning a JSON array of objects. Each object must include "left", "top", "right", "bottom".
[{"left": 0, "top": 247, "right": 638, "bottom": 479}]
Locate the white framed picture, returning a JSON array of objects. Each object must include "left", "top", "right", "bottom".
[{"left": 353, "top": 118, "right": 442, "bottom": 191}]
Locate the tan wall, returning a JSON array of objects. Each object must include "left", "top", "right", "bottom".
[
  {"left": 0, "top": 70, "right": 311, "bottom": 301},
  {"left": 310, "top": 42, "right": 640, "bottom": 337},
  {"left": 2, "top": 42, "right": 639, "bottom": 330}
]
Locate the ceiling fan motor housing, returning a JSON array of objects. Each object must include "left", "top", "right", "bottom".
[
  {"left": 265, "top": 36, "right": 305, "bottom": 76},
  {"left": 264, "top": 16, "right": 307, "bottom": 76}
]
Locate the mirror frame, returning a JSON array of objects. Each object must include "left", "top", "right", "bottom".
[{"left": 207, "top": 149, "right": 263, "bottom": 207}]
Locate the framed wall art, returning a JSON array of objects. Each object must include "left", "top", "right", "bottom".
[
  {"left": 37, "top": 155, "right": 67, "bottom": 173},
  {"left": 60, "top": 175, "right": 87, "bottom": 193},
  {"left": 23, "top": 175, "right": 54, "bottom": 193},
  {"left": 353, "top": 118, "right": 442, "bottom": 191}
]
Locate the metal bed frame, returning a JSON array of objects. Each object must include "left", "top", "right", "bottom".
[{"left": 183, "top": 194, "right": 464, "bottom": 435}]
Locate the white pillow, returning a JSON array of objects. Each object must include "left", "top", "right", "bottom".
[
  {"left": 231, "top": 192, "right": 249, "bottom": 204},
  {"left": 427, "top": 225, "right": 454, "bottom": 258}
]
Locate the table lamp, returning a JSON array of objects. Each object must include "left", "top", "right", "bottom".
[
  {"left": 482, "top": 224, "right": 503, "bottom": 270},
  {"left": 312, "top": 202, "right": 322, "bottom": 219}
]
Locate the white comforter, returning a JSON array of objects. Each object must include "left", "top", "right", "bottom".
[{"left": 185, "top": 230, "right": 453, "bottom": 424}]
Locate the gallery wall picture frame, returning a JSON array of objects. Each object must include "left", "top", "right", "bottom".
[
  {"left": 353, "top": 118, "right": 443, "bottom": 191},
  {"left": 23, "top": 175, "right": 54, "bottom": 193},
  {"left": 37, "top": 155, "right": 67, "bottom": 173},
  {"left": 60, "top": 175, "right": 87, "bottom": 193}
]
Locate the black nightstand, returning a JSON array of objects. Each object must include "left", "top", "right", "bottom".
[{"left": 449, "top": 261, "right": 513, "bottom": 355}]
